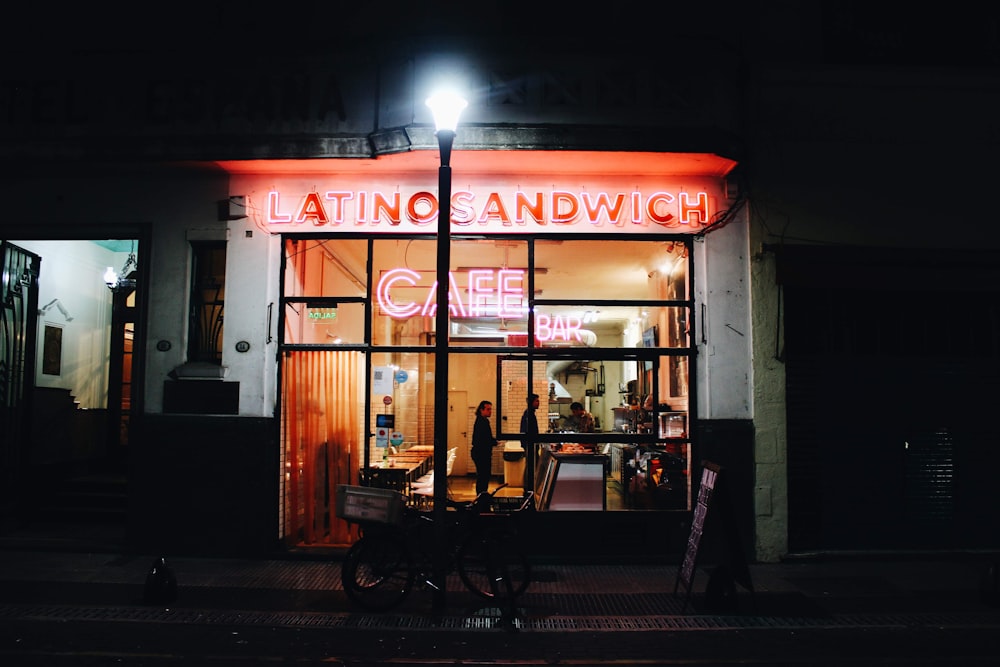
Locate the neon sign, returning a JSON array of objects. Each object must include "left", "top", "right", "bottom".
[
  {"left": 377, "top": 268, "right": 526, "bottom": 319},
  {"left": 307, "top": 308, "right": 338, "bottom": 321},
  {"left": 534, "top": 313, "right": 586, "bottom": 343},
  {"left": 375, "top": 267, "right": 586, "bottom": 343},
  {"left": 265, "top": 188, "right": 711, "bottom": 232}
]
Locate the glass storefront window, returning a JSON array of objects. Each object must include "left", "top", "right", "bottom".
[
  {"left": 532, "top": 305, "right": 689, "bottom": 349},
  {"left": 284, "top": 238, "right": 367, "bottom": 298},
  {"left": 281, "top": 234, "right": 696, "bottom": 536},
  {"left": 657, "top": 353, "right": 690, "bottom": 411},
  {"left": 534, "top": 239, "right": 688, "bottom": 301},
  {"left": 368, "top": 351, "right": 436, "bottom": 462},
  {"left": 371, "top": 238, "right": 532, "bottom": 347},
  {"left": 283, "top": 301, "right": 365, "bottom": 345},
  {"left": 371, "top": 239, "right": 436, "bottom": 347},
  {"left": 498, "top": 357, "right": 549, "bottom": 435}
]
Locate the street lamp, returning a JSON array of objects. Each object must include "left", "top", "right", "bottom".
[{"left": 426, "top": 89, "right": 467, "bottom": 611}]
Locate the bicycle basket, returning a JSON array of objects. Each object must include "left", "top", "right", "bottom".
[
  {"left": 335, "top": 485, "right": 405, "bottom": 525},
  {"left": 492, "top": 494, "right": 530, "bottom": 513}
]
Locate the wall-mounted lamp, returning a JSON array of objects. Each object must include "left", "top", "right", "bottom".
[{"left": 104, "top": 251, "right": 137, "bottom": 292}]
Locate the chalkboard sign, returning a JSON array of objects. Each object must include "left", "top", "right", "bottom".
[
  {"left": 673, "top": 460, "right": 753, "bottom": 611},
  {"left": 676, "top": 461, "right": 719, "bottom": 599}
]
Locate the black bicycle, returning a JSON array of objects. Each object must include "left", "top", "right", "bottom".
[{"left": 338, "top": 484, "right": 532, "bottom": 612}]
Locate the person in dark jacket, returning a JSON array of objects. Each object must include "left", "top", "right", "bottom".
[
  {"left": 520, "top": 393, "right": 540, "bottom": 489},
  {"left": 520, "top": 393, "right": 540, "bottom": 436},
  {"left": 471, "top": 400, "right": 498, "bottom": 495}
]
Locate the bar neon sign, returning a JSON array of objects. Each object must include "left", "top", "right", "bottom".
[
  {"left": 266, "top": 189, "right": 711, "bottom": 232},
  {"left": 375, "top": 267, "right": 586, "bottom": 343}
]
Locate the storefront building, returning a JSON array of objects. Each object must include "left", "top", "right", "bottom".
[
  {"left": 8, "top": 12, "right": 1000, "bottom": 562},
  {"left": 0, "top": 47, "right": 756, "bottom": 560},
  {"left": 236, "top": 150, "right": 746, "bottom": 554}
]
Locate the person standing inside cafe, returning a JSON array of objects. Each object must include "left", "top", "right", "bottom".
[
  {"left": 520, "top": 393, "right": 540, "bottom": 489},
  {"left": 471, "top": 400, "right": 498, "bottom": 495}
]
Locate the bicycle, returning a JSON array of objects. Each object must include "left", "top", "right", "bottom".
[{"left": 337, "top": 483, "right": 533, "bottom": 612}]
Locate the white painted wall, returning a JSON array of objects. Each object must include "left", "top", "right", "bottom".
[
  {"left": 222, "top": 219, "right": 281, "bottom": 417},
  {"left": 17, "top": 240, "right": 115, "bottom": 409},
  {"left": 0, "top": 167, "right": 283, "bottom": 418},
  {"left": 695, "top": 209, "right": 753, "bottom": 420}
]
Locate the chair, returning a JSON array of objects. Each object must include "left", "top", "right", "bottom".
[{"left": 411, "top": 447, "right": 459, "bottom": 505}]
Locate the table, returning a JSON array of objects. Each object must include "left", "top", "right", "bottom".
[{"left": 361, "top": 455, "right": 432, "bottom": 497}]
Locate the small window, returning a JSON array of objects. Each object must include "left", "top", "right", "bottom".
[{"left": 188, "top": 241, "right": 226, "bottom": 364}]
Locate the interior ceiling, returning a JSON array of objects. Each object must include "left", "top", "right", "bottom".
[{"left": 92, "top": 240, "right": 136, "bottom": 253}]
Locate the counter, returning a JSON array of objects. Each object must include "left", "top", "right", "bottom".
[{"left": 534, "top": 447, "right": 608, "bottom": 511}]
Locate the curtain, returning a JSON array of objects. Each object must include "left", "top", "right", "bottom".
[{"left": 282, "top": 349, "right": 362, "bottom": 546}]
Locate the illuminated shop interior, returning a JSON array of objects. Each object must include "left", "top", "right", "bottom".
[{"left": 280, "top": 234, "right": 694, "bottom": 546}]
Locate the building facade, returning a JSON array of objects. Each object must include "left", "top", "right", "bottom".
[{"left": 4, "top": 5, "right": 1000, "bottom": 561}]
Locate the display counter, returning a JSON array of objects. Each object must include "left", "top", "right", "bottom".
[{"left": 534, "top": 446, "right": 608, "bottom": 511}]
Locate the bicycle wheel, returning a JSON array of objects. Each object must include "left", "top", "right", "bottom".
[
  {"left": 457, "top": 527, "right": 531, "bottom": 600},
  {"left": 341, "top": 533, "right": 414, "bottom": 611}
]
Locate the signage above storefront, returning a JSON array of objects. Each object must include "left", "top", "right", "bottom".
[
  {"left": 263, "top": 187, "right": 714, "bottom": 234},
  {"left": 227, "top": 151, "right": 734, "bottom": 235}
]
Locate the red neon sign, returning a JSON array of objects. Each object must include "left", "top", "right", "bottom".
[{"left": 265, "top": 188, "right": 710, "bottom": 232}]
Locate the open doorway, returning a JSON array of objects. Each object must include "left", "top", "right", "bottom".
[{"left": 0, "top": 238, "right": 139, "bottom": 547}]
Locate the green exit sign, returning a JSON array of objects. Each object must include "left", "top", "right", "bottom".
[{"left": 308, "top": 308, "right": 338, "bottom": 321}]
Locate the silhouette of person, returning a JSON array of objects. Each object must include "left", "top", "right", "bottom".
[
  {"left": 471, "top": 400, "right": 498, "bottom": 495},
  {"left": 520, "top": 393, "right": 540, "bottom": 489}
]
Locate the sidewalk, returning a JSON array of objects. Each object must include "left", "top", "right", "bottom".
[
  {"left": 3, "top": 537, "right": 1000, "bottom": 665},
  {"left": 1, "top": 542, "right": 998, "bottom": 632}
]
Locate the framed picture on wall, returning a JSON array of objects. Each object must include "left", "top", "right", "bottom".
[
  {"left": 42, "top": 324, "right": 62, "bottom": 376},
  {"left": 642, "top": 325, "right": 658, "bottom": 349},
  {"left": 642, "top": 326, "right": 658, "bottom": 370}
]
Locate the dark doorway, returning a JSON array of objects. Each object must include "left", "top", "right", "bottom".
[
  {"left": 0, "top": 238, "right": 140, "bottom": 550},
  {"left": 780, "top": 246, "right": 1000, "bottom": 552},
  {"left": 107, "top": 280, "right": 135, "bottom": 471},
  {"left": 0, "top": 242, "right": 40, "bottom": 526}
]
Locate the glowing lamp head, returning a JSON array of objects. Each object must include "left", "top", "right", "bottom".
[
  {"left": 425, "top": 90, "right": 467, "bottom": 133},
  {"left": 104, "top": 266, "right": 118, "bottom": 288}
]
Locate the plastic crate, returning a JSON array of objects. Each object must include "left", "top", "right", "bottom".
[
  {"left": 492, "top": 494, "right": 529, "bottom": 513},
  {"left": 335, "top": 485, "right": 405, "bottom": 525}
]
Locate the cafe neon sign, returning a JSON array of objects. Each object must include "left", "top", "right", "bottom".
[{"left": 376, "top": 267, "right": 586, "bottom": 343}]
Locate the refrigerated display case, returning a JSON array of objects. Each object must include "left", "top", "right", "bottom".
[{"left": 533, "top": 446, "right": 608, "bottom": 510}]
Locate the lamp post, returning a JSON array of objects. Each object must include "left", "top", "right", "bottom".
[{"left": 426, "top": 90, "right": 467, "bottom": 611}]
